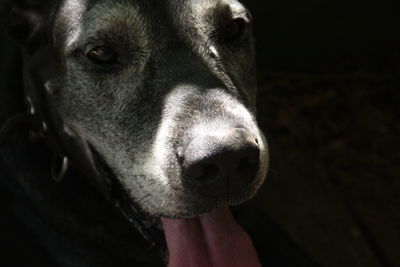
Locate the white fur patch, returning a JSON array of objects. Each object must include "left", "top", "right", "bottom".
[{"left": 58, "top": 0, "right": 88, "bottom": 48}]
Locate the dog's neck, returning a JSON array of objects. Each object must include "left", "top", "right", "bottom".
[
  {"left": 2, "top": 136, "right": 164, "bottom": 266},
  {"left": 0, "top": 40, "right": 25, "bottom": 123}
]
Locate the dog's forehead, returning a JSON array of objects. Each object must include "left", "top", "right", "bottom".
[{"left": 54, "top": 0, "right": 248, "bottom": 49}]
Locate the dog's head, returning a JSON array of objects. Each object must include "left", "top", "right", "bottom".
[{"left": 6, "top": 0, "right": 268, "bottom": 218}]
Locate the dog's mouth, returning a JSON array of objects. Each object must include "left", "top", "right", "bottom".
[
  {"left": 118, "top": 196, "right": 261, "bottom": 266},
  {"left": 113, "top": 177, "right": 261, "bottom": 267},
  {"left": 103, "top": 160, "right": 260, "bottom": 266}
]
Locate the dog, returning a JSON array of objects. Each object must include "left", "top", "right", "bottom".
[{"left": 0, "top": 0, "right": 268, "bottom": 266}]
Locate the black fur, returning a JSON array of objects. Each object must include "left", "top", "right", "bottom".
[{"left": 0, "top": 1, "right": 315, "bottom": 266}]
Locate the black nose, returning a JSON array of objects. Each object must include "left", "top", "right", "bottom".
[{"left": 181, "top": 128, "right": 260, "bottom": 196}]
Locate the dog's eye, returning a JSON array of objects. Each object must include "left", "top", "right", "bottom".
[
  {"left": 222, "top": 18, "right": 249, "bottom": 43},
  {"left": 87, "top": 46, "right": 119, "bottom": 64}
]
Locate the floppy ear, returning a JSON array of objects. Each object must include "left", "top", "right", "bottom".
[{"left": 2, "top": 0, "right": 49, "bottom": 51}]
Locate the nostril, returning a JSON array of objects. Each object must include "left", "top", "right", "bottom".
[
  {"left": 197, "top": 164, "right": 219, "bottom": 181},
  {"left": 238, "top": 157, "right": 258, "bottom": 174},
  {"left": 187, "top": 163, "right": 220, "bottom": 184},
  {"left": 237, "top": 148, "right": 260, "bottom": 183},
  {"left": 176, "top": 146, "right": 185, "bottom": 165}
]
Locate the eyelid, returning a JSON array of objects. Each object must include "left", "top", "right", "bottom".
[
  {"left": 233, "top": 12, "right": 251, "bottom": 23},
  {"left": 84, "top": 37, "right": 108, "bottom": 54}
]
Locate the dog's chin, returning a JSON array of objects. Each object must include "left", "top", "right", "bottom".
[
  {"left": 157, "top": 199, "right": 244, "bottom": 220},
  {"left": 144, "top": 182, "right": 261, "bottom": 220}
]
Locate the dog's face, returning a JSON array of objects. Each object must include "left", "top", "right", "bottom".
[{"left": 19, "top": 0, "right": 268, "bottom": 218}]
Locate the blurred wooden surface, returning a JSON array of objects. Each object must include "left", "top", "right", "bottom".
[{"left": 255, "top": 70, "right": 400, "bottom": 267}]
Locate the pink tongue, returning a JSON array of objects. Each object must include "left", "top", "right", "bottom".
[{"left": 161, "top": 207, "right": 262, "bottom": 267}]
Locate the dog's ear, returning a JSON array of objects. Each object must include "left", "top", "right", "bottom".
[{"left": 2, "top": 0, "right": 49, "bottom": 51}]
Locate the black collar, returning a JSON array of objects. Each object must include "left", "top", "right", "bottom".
[{"left": 0, "top": 45, "right": 167, "bottom": 255}]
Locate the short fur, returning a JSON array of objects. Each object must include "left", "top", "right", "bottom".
[{"left": 0, "top": 0, "right": 269, "bottom": 266}]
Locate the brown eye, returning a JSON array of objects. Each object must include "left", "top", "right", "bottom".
[
  {"left": 87, "top": 46, "right": 119, "bottom": 64},
  {"left": 222, "top": 18, "right": 249, "bottom": 43}
]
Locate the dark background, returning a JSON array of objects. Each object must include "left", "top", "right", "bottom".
[
  {"left": 242, "top": 0, "right": 400, "bottom": 266},
  {"left": 245, "top": 0, "right": 400, "bottom": 72}
]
